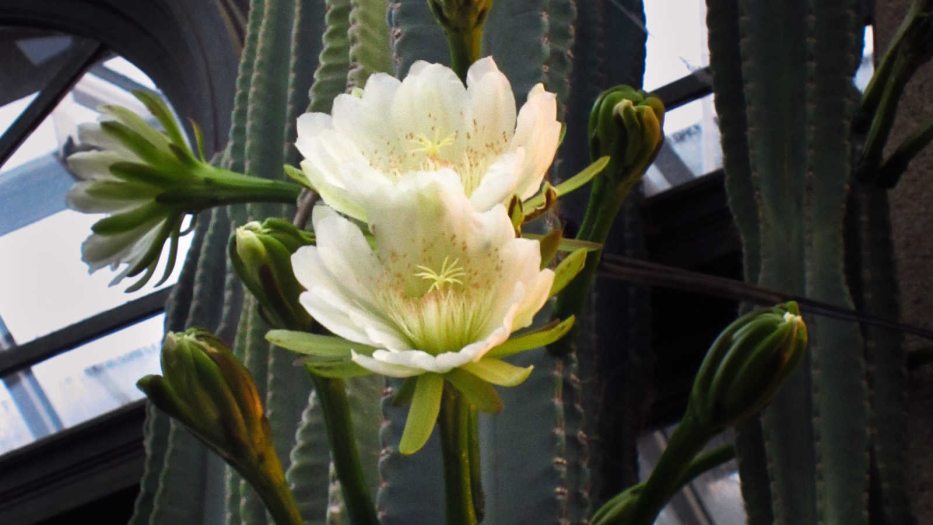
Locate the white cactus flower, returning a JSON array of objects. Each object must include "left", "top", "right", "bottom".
[
  {"left": 291, "top": 173, "right": 555, "bottom": 378},
  {"left": 295, "top": 57, "right": 561, "bottom": 222}
]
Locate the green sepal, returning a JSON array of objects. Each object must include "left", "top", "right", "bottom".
[
  {"left": 188, "top": 118, "right": 207, "bottom": 162},
  {"left": 523, "top": 233, "right": 602, "bottom": 253},
  {"left": 107, "top": 161, "right": 179, "bottom": 189},
  {"left": 445, "top": 368, "right": 503, "bottom": 413},
  {"left": 523, "top": 155, "right": 610, "bottom": 212},
  {"left": 487, "top": 316, "right": 576, "bottom": 359},
  {"left": 101, "top": 102, "right": 172, "bottom": 153},
  {"left": 284, "top": 164, "right": 312, "bottom": 188},
  {"left": 460, "top": 358, "right": 533, "bottom": 387},
  {"left": 91, "top": 202, "right": 166, "bottom": 234},
  {"left": 131, "top": 90, "right": 188, "bottom": 150},
  {"left": 302, "top": 360, "right": 372, "bottom": 379},
  {"left": 124, "top": 217, "right": 178, "bottom": 277},
  {"left": 537, "top": 228, "right": 563, "bottom": 268},
  {"left": 99, "top": 120, "right": 175, "bottom": 169},
  {"left": 507, "top": 195, "right": 525, "bottom": 233},
  {"left": 399, "top": 373, "right": 444, "bottom": 455},
  {"left": 266, "top": 330, "right": 375, "bottom": 359},
  {"left": 549, "top": 248, "right": 588, "bottom": 297}
]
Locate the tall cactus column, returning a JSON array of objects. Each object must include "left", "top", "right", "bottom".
[{"left": 707, "top": 0, "right": 870, "bottom": 523}]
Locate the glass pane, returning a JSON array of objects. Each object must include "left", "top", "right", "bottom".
[
  {"left": 0, "top": 314, "right": 163, "bottom": 455},
  {"left": 644, "top": 93, "right": 721, "bottom": 196},
  {"left": 0, "top": 382, "right": 34, "bottom": 452},
  {"left": 0, "top": 54, "right": 191, "bottom": 344},
  {"left": 0, "top": 209, "right": 188, "bottom": 343},
  {"left": 642, "top": 0, "right": 709, "bottom": 92},
  {"left": 30, "top": 314, "right": 163, "bottom": 429}
]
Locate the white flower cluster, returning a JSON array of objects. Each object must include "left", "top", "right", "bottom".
[{"left": 292, "top": 57, "right": 561, "bottom": 380}]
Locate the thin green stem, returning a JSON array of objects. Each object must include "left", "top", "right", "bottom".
[
  {"left": 156, "top": 169, "right": 303, "bottom": 209},
  {"left": 314, "top": 376, "right": 379, "bottom": 525},
  {"left": 628, "top": 414, "right": 714, "bottom": 525},
  {"left": 439, "top": 388, "right": 478, "bottom": 525},
  {"left": 445, "top": 27, "right": 483, "bottom": 81},
  {"left": 857, "top": 0, "right": 928, "bottom": 127},
  {"left": 467, "top": 405, "right": 485, "bottom": 521},
  {"left": 551, "top": 168, "right": 639, "bottom": 355},
  {"left": 591, "top": 444, "right": 735, "bottom": 524},
  {"left": 249, "top": 465, "right": 305, "bottom": 525}
]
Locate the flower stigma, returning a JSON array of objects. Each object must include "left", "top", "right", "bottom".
[
  {"left": 409, "top": 130, "right": 457, "bottom": 160},
  {"left": 415, "top": 256, "right": 467, "bottom": 293}
]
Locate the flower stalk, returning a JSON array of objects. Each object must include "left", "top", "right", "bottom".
[
  {"left": 313, "top": 374, "right": 380, "bottom": 525},
  {"left": 592, "top": 303, "right": 807, "bottom": 525},
  {"left": 231, "top": 220, "right": 378, "bottom": 524},
  {"left": 427, "top": 0, "right": 492, "bottom": 79},
  {"left": 439, "top": 387, "right": 479, "bottom": 525},
  {"left": 552, "top": 86, "right": 665, "bottom": 354}
]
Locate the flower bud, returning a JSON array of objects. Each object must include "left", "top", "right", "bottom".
[
  {"left": 137, "top": 329, "right": 298, "bottom": 522},
  {"left": 588, "top": 85, "right": 665, "bottom": 187},
  {"left": 688, "top": 302, "right": 808, "bottom": 430},
  {"left": 138, "top": 329, "right": 271, "bottom": 458},
  {"left": 230, "top": 219, "right": 315, "bottom": 330}
]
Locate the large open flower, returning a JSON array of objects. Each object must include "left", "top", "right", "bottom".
[
  {"left": 295, "top": 57, "right": 561, "bottom": 222},
  {"left": 291, "top": 173, "right": 554, "bottom": 377}
]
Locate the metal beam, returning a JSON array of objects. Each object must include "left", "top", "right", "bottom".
[
  {"left": 0, "top": 39, "right": 105, "bottom": 168},
  {"left": 652, "top": 67, "right": 713, "bottom": 111},
  {"left": 0, "top": 287, "right": 171, "bottom": 377}
]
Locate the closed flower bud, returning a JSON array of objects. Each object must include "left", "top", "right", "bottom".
[
  {"left": 138, "top": 329, "right": 272, "bottom": 460},
  {"left": 230, "top": 219, "right": 315, "bottom": 330},
  {"left": 588, "top": 85, "right": 665, "bottom": 189},
  {"left": 137, "top": 329, "right": 301, "bottom": 524},
  {"left": 689, "top": 302, "right": 808, "bottom": 430}
]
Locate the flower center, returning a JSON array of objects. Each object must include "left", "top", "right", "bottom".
[
  {"left": 409, "top": 131, "right": 456, "bottom": 160},
  {"left": 414, "top": 256, "right": 466, "bottom": 293}
]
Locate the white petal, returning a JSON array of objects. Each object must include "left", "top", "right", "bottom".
[
  {"left": 391, "top": 62, "right": 469, "bottom": 149},
  {"left": 468, "top": 149, "right": 524, "bottom": 211},
  {"left": 511, "top": 83, "right": 562, "bottom": 200},
  {"left": 352, "top": 351, "right": 423, "bottom": 378},
  {"left": 66, "top": 181, "right": 142, "bottom": 213},
  {"left": 331, "top": 73, "right": 401, "bottom": 159},
  {"left": 77, "top": 122, "right": 136, "bottom": 157},
  {"left": 467, "top": 57, "right": 517, "bottom": 150},
  {"left": 66, "top": 151, "right": 126, "bottom": 181},
  {"left": 295, "top": 112, "right": 333, "bottom": 159}
]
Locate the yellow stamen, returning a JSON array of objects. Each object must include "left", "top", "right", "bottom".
[
  {"left": 415, "top": 256, "right": 466, "bottom": 293},
  {"left": 409, "top": 130, "right": 456, "bottom": 158}
]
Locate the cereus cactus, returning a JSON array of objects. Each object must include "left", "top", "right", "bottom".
[
  {"left": 64, "top": 0, "right": 929, "bottom": 523},
  {"left": 706, "top": 0, "right": 928, "bottom": 522},
  {"left": 118, "top": 2, "right": 656, "bottom": 524}
]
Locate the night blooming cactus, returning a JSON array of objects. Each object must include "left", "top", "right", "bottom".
[
  {"left": 294, "top": 57, "right": 562, "bottom": 222},
  {"left": 57, "top": 0, "right": 832, "bottom": 521}
]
